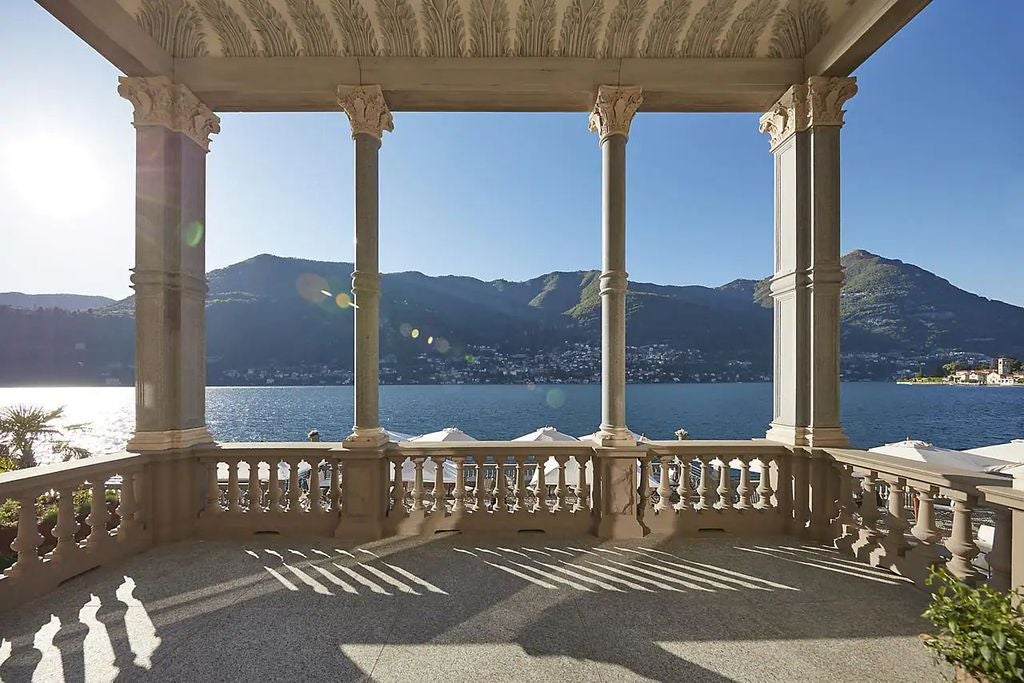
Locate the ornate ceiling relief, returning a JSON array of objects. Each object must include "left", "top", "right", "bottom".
[{"left": 121, "top": 0, "right": 848, "bottom": 59}]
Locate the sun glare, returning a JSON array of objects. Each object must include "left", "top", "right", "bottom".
[{"left": 3, "top": 132, "right": 108, "bottom": 220}]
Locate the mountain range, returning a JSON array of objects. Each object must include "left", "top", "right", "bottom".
[{"left": 1, "top": 249, "right": 1021, "bottom": 385}]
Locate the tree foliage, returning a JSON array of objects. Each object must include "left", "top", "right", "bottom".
[{"left": 0, "top": 405, "right": 90, "bottom": 471}]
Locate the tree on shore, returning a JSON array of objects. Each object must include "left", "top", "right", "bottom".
[{"left": 0, "top": 405, "right": 90, "bottom": 471}]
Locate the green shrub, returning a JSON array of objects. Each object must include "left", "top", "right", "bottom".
[{"left": 923, "top": 568, "right": 1024, "bottom": 682}]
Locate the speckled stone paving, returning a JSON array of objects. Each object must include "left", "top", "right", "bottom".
[{"left": 0, "top": 535, "right": 949, "bottom": 682}]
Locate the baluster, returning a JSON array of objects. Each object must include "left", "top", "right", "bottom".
[
  {"left": 535, "top": 456, "right": 548, "bottom": 513},
  {"left": 452, "top": 456, "right": 466, "bottom": 512},
  {"left": 833, "top": 464, "right": 858, "bottom": 552},
  {"left": 637, "top": 457, "right": 651, "bottom": 513},
  {"left": 268, "top": 459, "right": 282, "bottom": 514},
  {"left": 228, "top": 460, "right": 241, "bottom": 513},
  {"left": 986, "top": 507, "right": 1012, "bottom": 591},
  {"left": 696, "top": 456, "right": 712, "bottom": 511},
  {"left": 755, "top": 457, "right": 775, "bottom": 510},
  {"left": 7, "top": 493, "right": 43, "bottom": 577},
  {"left": 287, "top": 458, "right": 301, "bottom": 513},
  {"left": 51, "top": 485, "right": 78, "bottom": 561},
  {"left": 475, "top": 460, "right": 487, "bottom": 512},
  {"left": 574, "top": 454, "right": 590, "bottom": 513},
  {"left": 432, "top": 456, "right": 446, "bottom": 514},
  {"left": 552, "top": 456, "right": 568, "bottom": 513},
  {"left": 308, "top": 457, "right": 322, "bottom": 513},
  {"left": 735, "top": 457, "right": 753, "bottom": 510},
  {"left": 655, "top": 455, "right": 672, "bottom": 512},
  {"left": 790, "top": 451, "right": 810, "bottom": 534},
  {"left": 247, "top": 457, "right": 261, "bottom": 514},
  {"left": 945, "top": 496, "right": 982, "bottom": 585},
  {"left": 493, "top": 456, "right": 508, "bottom": 514},
  {"left": 86, "top": 479, "right": 109, "bottom": 554},
  {"left": 389, "top": 456, "right": 404, "bottom": 513},
  {"left": 514, "top": 454, "right": 527, "bottom": 512},
  {"left": 330, "top": 457, "right": 342, "bottom": 512},
  {"left": 715, "top": 458, "right": 733, "bottom": 510},
  {"left": 881, "top": 476, "right": 911, "bottom": 560},
  {"left": 674, "top": 456, "right": 694, "bottom": 511},
  {"left": 117, "top": 472, "right": 138, "bottom": 542},
  {"left": 411, "top": 458, "right": 426, "bottom": 512},
  {"left": 204, "top": 460, "right": 221, "bottom": 516},
  {"left": 854, "top": 472, "right": 882, "bottom": 555}
]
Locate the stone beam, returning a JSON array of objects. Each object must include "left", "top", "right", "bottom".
[
  {"left": 172, "top": 57, "right": 803, "bottom": 113},
  {"left": 35, "top": 0, "right": 171, "bottom": 76},
  {"left": 804, "top": 0, "right": 931, "bottom": 77}
]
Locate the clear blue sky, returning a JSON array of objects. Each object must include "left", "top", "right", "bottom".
[{"left": 0, "top": 1, "right": 1021, "bottom": 304}]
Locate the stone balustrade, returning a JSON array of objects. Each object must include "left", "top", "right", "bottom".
[
  {"left": 824, "top": 447, "right": 1014, "bottom": 589},
  {"left": 3, "top": 439, "right": 1024, "bottom": 612},
  {"left": 0, "top": 452, "right": 151, "bottom": 611},
  {"left": 641, "top": 440, "right": 790, "bottom": 535}
]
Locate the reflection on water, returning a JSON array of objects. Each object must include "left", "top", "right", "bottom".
[{"left": 0, "top": 383, "right": 1021, "bottom": 463}]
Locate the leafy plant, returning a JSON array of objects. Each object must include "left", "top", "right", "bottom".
[
  {"left": 0, "top": 405, "right": 90, "bottom": 470},
  {"left": 923, "top": 568, "right": 1024, "bottom": 682}
]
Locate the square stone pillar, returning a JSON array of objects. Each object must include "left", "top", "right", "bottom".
[
  {"left": 759, "top": 77, "right": 856, "bottom": 450},
  {"left": 118, "top": 76, "right": 220, "bottom": 454}
]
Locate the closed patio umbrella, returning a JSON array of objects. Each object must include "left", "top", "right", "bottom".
[{"left": 869, "top": 439, "right": 1013, "bottom": 473}]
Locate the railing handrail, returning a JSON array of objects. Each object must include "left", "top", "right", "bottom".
[
  {"left": 647, "top": 439, "right": 789, "bottom": 457},
  {"left": 824, "top": 447, "right": 1011, "bottom": 497},
  {"left": 0, "top": 452, "right": 144, "bottom": 498},
  {"left": 391, "top": 441, "right": 596, "bottom": 457},
  {"left": 978, "top": 484, "right": 1024, "bottom": 512}
]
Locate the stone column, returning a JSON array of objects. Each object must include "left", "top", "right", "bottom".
[
  {"left": 118, "top": 76, "right": 219, "bottom": 453},
  {"left": 759, "top": 76, "right": 856, "bottom": 449},
  {"left": 589, "top": 85, "right": 642, "bottom": 448},
  {"left": 337, "top": 85, "right": 393, "bottom": 448},
  {"left": 589, "top": 86, "right": 646, "bottom": 539}
]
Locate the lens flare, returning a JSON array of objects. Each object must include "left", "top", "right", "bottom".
[
  {"left": 335, "top": 293, "right": 352, "bottom": 308},
  {"left": 435, "top": 338, "right": 451, "bottom": 353},
  {"left": 400, "top": 324, "right": 412, "bottom": 337},
  {"left": 183, "top": 221, "right": 204, "bottom": 247},
  {"left": 427, "top": 336, "right": 434, "bottom": 345},
  {"left": 411, "top": 328, "right": 420, "bottom": 339},
  {"left": 464, "top": 355, "right": 475, "bottom": 363},
  {"left": 296, "top": 273, "right": 330, "bottom": 304},
  {"left": 545, "top": 388, "right": 566, "bottom": 409}
]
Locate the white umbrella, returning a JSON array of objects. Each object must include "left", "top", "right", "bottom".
[
  {"left": 964, "top": 440, "right": 1024, "bottom": 470},
  {"left": 513, "top": 427, "right": 579, "bottom": 442},
  {"left": 386, "top": 429, "right": 415, "bottom": 442},
  {"left": 869, "top": 439, "right": 1013, "bottom": 474},
  {"left": 408, "top": 426, "right": 477, "bottom": 442}
]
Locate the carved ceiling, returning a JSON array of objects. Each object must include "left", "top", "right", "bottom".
[{"left": 116, "top": 0, "right": 858, "bottom": 60}]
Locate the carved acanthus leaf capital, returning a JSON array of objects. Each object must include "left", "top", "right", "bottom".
[
  {"left": 117, "top": 76, "right": 220, "bottom": 151},
  {"left": 588, "top": 85, "right": 643, "bottom": 143},
  {"left": 759, "top": 77, "right": 858, "bottom": 151},
  {"left": 758, "top": 84, "right": 808, "bottom": 151},
  {"left": 337, "top": 85, "right": 394, "bottom": 141},
  {"left": 806, "top": 76, "right": 858, "bottom": 128}
]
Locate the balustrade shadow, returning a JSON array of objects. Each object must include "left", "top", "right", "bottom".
[{"left": 0, "top": 534, "right": 946, "bottom": 681}]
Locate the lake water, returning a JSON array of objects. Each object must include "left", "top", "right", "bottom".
[{"left": 0, "top": 383, "right": 1022, "bottom": 463}]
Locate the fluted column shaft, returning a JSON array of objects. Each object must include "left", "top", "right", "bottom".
[
  {"left": 118, "top": 76, "right": 219, "bottom": 453},
  {"left": 339, "top": 85, "right": 393, "bottom": 448}
]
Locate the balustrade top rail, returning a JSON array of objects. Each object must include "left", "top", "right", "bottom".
[
  {"left": 0, "top": 452, "right": 143, "bottom": 498},
  {"left": 824, "top": 447, "right": 1011, "bottom": 498},
  {"left": 391, "top": 441, "right": 597, "bottom": 457},
  {"left": 647, "top": 439, "right": 789, "bottom": 457}
]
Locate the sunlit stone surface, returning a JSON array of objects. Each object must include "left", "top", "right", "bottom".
[{"left": 0, "top": 536, "right": 947, "bottom": 682}]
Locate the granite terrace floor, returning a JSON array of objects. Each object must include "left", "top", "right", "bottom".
[{"left": 0, "top": 534, "right": 949, "bottom": 682}]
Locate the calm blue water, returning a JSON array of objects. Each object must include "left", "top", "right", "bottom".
[{"left": 0, "top": 383, "right": 1022, "bottom": 461}]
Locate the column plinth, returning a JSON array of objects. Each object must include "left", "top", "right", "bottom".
[
  {"left": 589, "top": 86, "right": 641, "bottom": 448},
  {"left": 338, "top": 86, "right": 392, "bottom": 448}
]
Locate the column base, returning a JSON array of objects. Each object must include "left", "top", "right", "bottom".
[
  {"left": 765, "top": 423, "right": 809, "bottom": 447},
  {"left": 344, "top": 427, "right": 389, "bottom": 448},
  {"left": 588, "top": 425, "right": 637, "bottom": 448},
  {"left": 766, "top": 423, "right": 848, "bottom": 449},
  {"left": 127, "top": 426, "right": 214, "bottom": 453}
]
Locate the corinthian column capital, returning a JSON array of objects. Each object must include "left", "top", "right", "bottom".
[
  {"left": 588, "top": 85, "right": 643, "bottom": 143},
  {"left": 759, "top": 76, "right": 857, "bottom": 151},
  {"left": 117, "top": 76, "right": 220, "bottom": 151},
  {"left": 337, "top": 85, "right": 394, "bottom": 141},
  {"left": 806, "top": 76, "right": 858, "bottom": 128}
]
